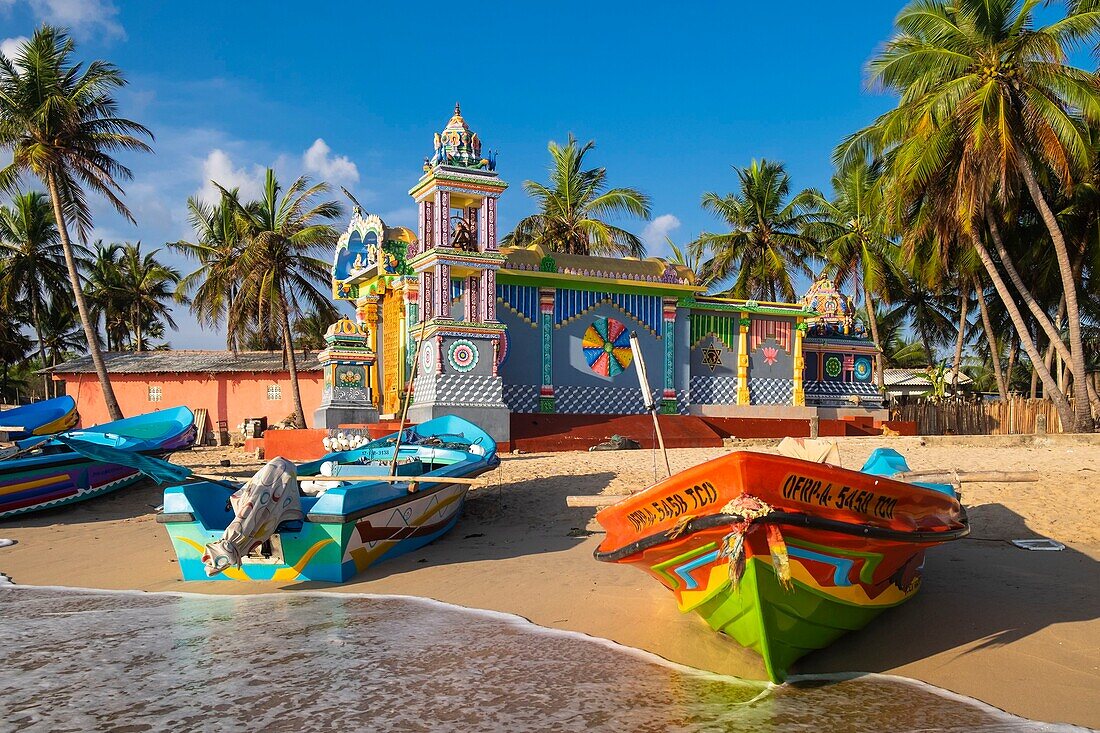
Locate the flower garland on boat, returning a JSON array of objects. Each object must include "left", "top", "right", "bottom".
[{"left": 718, "top": 494, "right": 792, "bottom": 591}]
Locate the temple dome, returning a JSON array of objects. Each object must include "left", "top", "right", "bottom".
[
  {"left": 801, "top": 274, "right": 860, "bottom": 336},
  {"left": 426, "top": 103, "right": 495, "bottom": 172},
  {"left": 325, "top": 317, "right": 370, "bottom": 340}
]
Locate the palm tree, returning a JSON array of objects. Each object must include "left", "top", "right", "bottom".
[
  {"left": 505, "top": 135, "right": 652, "bottom": 257},
  {"left": 217, "top": 169, "right": 342, "bottom": 428},
  {"left": 0, "top": 191, "right": 71, "bottom": 396},
  {"left": 0, "top": 27, "right": 153, "bottom": 420},
  {"left": 839, "top": 0, "right": 1100, "bottom": 430},
  {"left": 85, "top": 241, "right": 127, "bottom": 350},
  {"left": 690, "top": 159, "right": 820, "bottom": 301},
  {"left": 116, "top": 242, "right": 183, "bottom": 351},
  {"left": 293, "top": 309, "right": 337, "bottom": 351},
  {"left": 37, "top": 301, "right": 84, "bottom": 397},
  {"left": 809, "top": 158, "right": 901, "bottom": 391},
  {"left": 885, "top": 274, "right": 956, "bottom": 366},
  {"left": 171, "top": 194, "right": 245, "bottom": 352}
]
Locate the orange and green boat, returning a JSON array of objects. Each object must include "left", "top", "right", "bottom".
[{"left": 593, "top": 448, "right": 969, "bottom": 682}]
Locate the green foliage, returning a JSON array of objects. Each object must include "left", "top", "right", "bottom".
[
  {"left": 505, "top": 135, "right": 652, "bottom": 257},
  {"left": 690, "top": 159, "right": 820, "bottom": 301}
]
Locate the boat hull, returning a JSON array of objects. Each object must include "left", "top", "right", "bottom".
[
  {"left": 0, "top": 457, "right": 146, "bottom": 519},
  {"left": 0, "top": 407, "right": 196, "bottom": 520},
  {"left": 164, "top": 480, "right": 473, "bottom": 582},
  {"left": 0, "top": 396, "right": 78, "bottom": 441},
  {"left": 594, "top": 449, "right": 966, "bottom": 682}
]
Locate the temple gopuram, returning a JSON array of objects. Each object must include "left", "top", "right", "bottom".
[{"left": 317, "top": 105, "right": 884, "bottom": 442}]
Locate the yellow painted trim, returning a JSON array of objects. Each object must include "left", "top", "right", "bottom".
[
  {"left": 0, "top": 474, "right": 67, "bottom": 496},
  {"left": 793, "top": 320, "right": 805, "bottom": 406},
  {"left": 737, "top": 311, "right": 750, "bottom": 405},
  {"left": 500, "top": 268, "right": 700, "bottom": 293},
  {"left": 349, "top": 488, "right": 466, "bottom": 571}
]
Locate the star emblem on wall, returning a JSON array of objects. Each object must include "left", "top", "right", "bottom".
[{"left": 701, "top": 347, "right": 723, "bottom": 372}]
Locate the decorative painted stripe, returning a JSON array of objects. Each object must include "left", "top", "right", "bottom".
[
  {"left": 496, "top": 283, "right": 539, "bottom": 326},
  {"left": 674, "top": 549, "right": 722, "bottom": 590},
  {"left": 750, "top": 317, "right": 792, "bottom": 353},
  {"left": 786, "top": 546, "right": 856, "bottom": 587},
  {"left": 690, "top": 312, "right": 739, "bottom": 350},
  {"left": 554, "top": 289, "right": 663, "bottom": 335},
  {"left": 0, "top": 473, "right": 68, "bottom": 497}
]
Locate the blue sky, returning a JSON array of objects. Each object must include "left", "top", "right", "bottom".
[{"left": 1, "top": 0, "right": 906, "bottom": 347}]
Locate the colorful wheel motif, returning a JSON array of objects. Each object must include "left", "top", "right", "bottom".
[
  {"left": 582, "top": 317, "right": 632, "bottom": 377},
  {"left": 824, "top": 355, "right": 843, "bottom": 378},
  {"left": 448, "top": 339, "right": 479, "bottom": 373},
  {"left": 853, "top": 356, "right": 872, "bottom": 382},
  {"left": 421, "top": 342, "right": 435, "bottom": 372}
]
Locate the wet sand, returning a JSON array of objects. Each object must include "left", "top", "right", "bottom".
[{"left": 1, "top": 436, "right": 1098, "bottom": 728}]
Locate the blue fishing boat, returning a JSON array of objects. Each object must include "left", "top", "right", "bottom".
[
  {"left": 0, "top": 407, "right": 196, "bottom": 520},
  {"left": 0, "top": 396, "right": 79, "bottom": 441},
  {"left": 158, "top": 415, "right": 498, "bottom": 582}
]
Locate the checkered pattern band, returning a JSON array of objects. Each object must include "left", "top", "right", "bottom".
[
  {"left": 689, "top": 376, "right": 738, "bottom": 405},
  {"left": 413, "top": 373, "right": 507, "bottom": 408},
  {"left": 749, "top": 378, "right": 794, "bottom": 405},
  {"left": 502, "top": 384, "right": 539, "bottom": 413},
  {"left": 805, "top": 380, "right": 884, "bottom": 407}
]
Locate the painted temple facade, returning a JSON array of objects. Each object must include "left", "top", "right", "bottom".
[{"left": 320, "top": 106, "right": 883, "bottom": 440}]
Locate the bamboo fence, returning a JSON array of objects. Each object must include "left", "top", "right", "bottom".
[{"left": 894, "top": 397, "right": 1072, "bottom": 435}]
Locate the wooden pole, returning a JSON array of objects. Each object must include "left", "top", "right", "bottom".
[
  {"left": 298, "top": 474, "right": 487, "bottom": 486},
  {"left": 629, "top": 331, "right": 671, "bottom": 478},
  {"left": 390, "top": 317, "right": 429, "bottom": 478}
]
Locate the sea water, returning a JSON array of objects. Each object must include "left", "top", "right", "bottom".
[{"left": 0, "top": 587, "right": 1088, "bottom": 733}]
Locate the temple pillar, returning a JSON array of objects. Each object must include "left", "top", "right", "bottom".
[
  {"left": 737, "top": 313, "right": 750, "bottom": 405},
  {"left": 661, "top": 297, "right": 677, "bottom": 414},
  {"left": 793, "top": 319, "right": 806, "bottom": 406},
  {"left": 539, "top": 287, "right": 555, "bottom": 413}
]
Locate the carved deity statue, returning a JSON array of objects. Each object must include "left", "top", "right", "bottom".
[{"left": 450, "top": 218, "right": 476, "bottom": 252}]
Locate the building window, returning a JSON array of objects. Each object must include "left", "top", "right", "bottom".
[
  {"left": 148, "top": 386, "right": 162, "bottom": 402},
  {"left": 267, "top": 384, "right": 282, "bottom": 401}
]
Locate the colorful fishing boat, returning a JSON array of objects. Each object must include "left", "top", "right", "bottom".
[
  {"left": 159, "top": 415, "right": 498, "bottom": 582},
  {"left": 0, "top": 395, "right": 79, "bottom": 441},
  {"left": 0, "top": 406, "right": 196, "bottom": 520},
  {"left": 593, "top": 447, "right": 969, "bottom": 682}
]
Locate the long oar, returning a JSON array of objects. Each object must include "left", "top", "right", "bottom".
[
  {"left": 629, "top": 330, "right": 671, "bottom": 478},
  {"left": 54, "top": 436, "right": 239, "bottom": 490},
  {"left": 390, "top": 317, "right": 429, "bottom": 478},
  {"left": 297, "top": 474, "right": 486, "bottom": 486}
]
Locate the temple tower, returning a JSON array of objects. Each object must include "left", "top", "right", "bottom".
[{"left": 405, "top": 104, "right": 511, "bottom": 441}]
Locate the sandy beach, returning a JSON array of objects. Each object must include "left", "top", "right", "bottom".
[{"left": 1, "top": 436, "right": 1098, "bottom": 728}]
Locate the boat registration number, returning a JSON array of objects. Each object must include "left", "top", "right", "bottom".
[
  {"left": 781, "top": 473, "right": 898, "bottom": 520},
  {"left": 626, "top": 481, "right": 718, "bottom": 532}
]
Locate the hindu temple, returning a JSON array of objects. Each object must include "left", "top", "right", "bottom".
[{"left": 317, "top": 105, "right": 884, "bottom": 442}]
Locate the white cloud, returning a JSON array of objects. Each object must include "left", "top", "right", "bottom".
[
  {"left": 642, "top": 213, "right": 681, "bottom": 258},
  {"left": 194, "top": 149, "right": 266, "bottom": 204},
  {"left": 302, "top": 138, "right": 359, "bottom": 186},
  {"left": 25, "top": 0, "right": 125, "bottom": 40},
  {"left": 0, "top": 36, "right": 28, "bottom": 59}
]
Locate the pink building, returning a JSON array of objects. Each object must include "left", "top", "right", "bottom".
[{"left": 47, "top": 351, "right": 323, "bottom": 432}]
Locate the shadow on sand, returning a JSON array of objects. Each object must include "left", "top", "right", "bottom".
[
  {"left": 795, "top": 501, "right": 1099, "bottom": 675},
  {"left": 288, "top": 469, "right": 617, "bottom": 590}
]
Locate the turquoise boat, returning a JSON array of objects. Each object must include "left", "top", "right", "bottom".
[
  {"left": 0, "top": 407, "right": 196, "bottom": 520},
  {"left": 159, "top": 415, "right": 498, "bottom": 583},
  {"left": 0, "top": 396, "right": 79, "bottom": 441}
]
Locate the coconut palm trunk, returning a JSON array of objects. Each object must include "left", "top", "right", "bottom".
[
  {"left": 1016, "top": 159, "right": 1092, "bottom": 431},
  {"left": 46, "top": 172, "right": 123, "bottom": 420},
  {"left": 973, "top": 275, "right": 1007, "bottom": 400},
  {"left": 279, "top": 287, "right": 305, "bottom": 428},
  {"left": 29, "top": 296, "right": 49, "bottom": 398},
  {"left": 863, "top": 285, "right": 885, "bottom": 392},
  {"left": 951, "top": 284, "right": 969, "bottom": 395},
  {"left": 971, "top": 236, "right": 1074, "bottom": 424}
]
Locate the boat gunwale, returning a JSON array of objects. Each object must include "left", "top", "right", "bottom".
[{"left": 593, "top": 507, "right": 971, "bottom": 563}]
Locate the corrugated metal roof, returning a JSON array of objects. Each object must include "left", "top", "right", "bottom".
[
  {"left": 44, "top": 350, "right": 323, "bottom": 374},
  {"left": 883, "top": 367, "right": 972, "bottom": 387}
]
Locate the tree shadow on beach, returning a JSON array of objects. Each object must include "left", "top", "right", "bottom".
[
  {"left": 794, "top": 501, "right": 1099, "bottom": 675},
  {"left": 290, "top": 470, "right": 618, "bottom": 589}
]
